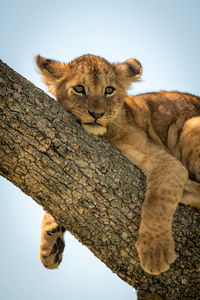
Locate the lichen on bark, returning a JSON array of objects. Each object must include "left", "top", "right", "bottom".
[{"left": 0, "top": 59, "right": 200, "bottom": 299}]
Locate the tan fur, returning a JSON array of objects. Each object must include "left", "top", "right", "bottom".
[
  {"left": 40, "top": 212, "right": 65, "bottom": 269},
  {"left": 36, "top": 54, "right": 200, "bottom": 274}
]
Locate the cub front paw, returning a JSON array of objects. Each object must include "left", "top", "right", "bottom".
[
  {"left": 40, "top": 212, "right": 66, "bottom": 269},
  {"left": 40, "top": 224, "right": 66, "bottom": 269},
  {"left": 135, "top": 232, "right": 176, "bottom": 275}
]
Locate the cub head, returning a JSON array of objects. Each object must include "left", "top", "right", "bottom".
[{"left": 36, "top": 54, "right": 142, "bottom": 135}]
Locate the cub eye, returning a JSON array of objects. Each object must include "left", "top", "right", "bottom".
[
  {"left": 72, "top": 85, "right": 86, "bottom": 95},
  {"left": 105, "top": 86, "right": 115, "bottom": 96}
]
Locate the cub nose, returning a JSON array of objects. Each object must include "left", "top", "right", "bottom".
[{"left": 88, "top": 111, "right": 105, "bottom": 119}]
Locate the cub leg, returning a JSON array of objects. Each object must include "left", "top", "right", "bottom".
[
  {"left": 181, "top": 179, "right": 200, "bottom": 210},
  {"left": 135, "top": 157, "right": 188, "bottom": 275},
  {"left": 179, "top": 117, "right": 200, "bottom": 209},
  {"left": 40, "top": 212, "right": 66, "bottom": 269}
]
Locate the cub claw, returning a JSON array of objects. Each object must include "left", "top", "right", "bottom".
[
  {"left": 56, "top": 237, "right": 65, "bottom": 254},
  {"left": 47, "top": 226, "right": 60, "bottom": 235}
]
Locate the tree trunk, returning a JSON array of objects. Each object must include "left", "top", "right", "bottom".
[{"left": 0, "top": 59, "right": 200, "bottom": 299}]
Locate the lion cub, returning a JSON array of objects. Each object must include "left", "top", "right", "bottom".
[{"left": 36, "top": 54, "right": 200, "bottom": 275}]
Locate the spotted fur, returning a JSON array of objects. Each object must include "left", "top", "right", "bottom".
[
  {"left": 40, "top": 212, "right": 65, "bottom": 269},
  {"left": 36, "top": 54, "right": 200, "bottom": 274}
]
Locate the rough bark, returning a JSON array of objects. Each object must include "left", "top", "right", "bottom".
[{"left": 0, "top": 59, "right": 200, "bottom": 300}]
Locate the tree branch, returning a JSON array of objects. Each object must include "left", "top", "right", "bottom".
[{"left": 0, "top": 59, "right": 199, "bottom": 299}]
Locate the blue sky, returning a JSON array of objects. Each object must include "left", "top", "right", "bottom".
[{"left": 0, "top": 1, "right": 200, "bottom": 299}]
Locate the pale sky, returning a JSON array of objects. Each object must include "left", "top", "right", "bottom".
[{"left": 0, "top": 1, "right": 200, "bottom": 300}]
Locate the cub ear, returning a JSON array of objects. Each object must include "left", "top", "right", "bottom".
[
  {"left": 115, "top": 58, "right": 142, "bottom": 86},
  {"left": 35, "top": 55, "right": 66, "bottom": 91}
]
